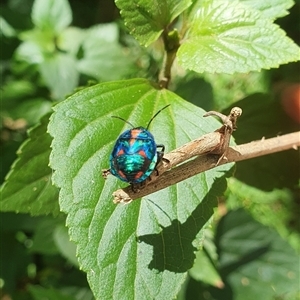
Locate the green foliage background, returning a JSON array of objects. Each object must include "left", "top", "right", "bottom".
[{"left": 0, "top": 0, "right": 299, "bottom": 299}]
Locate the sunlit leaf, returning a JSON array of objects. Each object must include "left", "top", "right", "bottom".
[
  {"left": 77, "top": 24, "right": 136, "bottom": 81},
  {"left": 178, "top": 0, "right": 300, "bottom": 74},
  {"left": 115, "top": 0, "right": 192, "bottom": 46},
  {"left": 39, "top": 53, "right": 79, "bottom": 100},
  {"left": 0, "top": 16, "right": 16, "bottom": 37},
  {"left": 49, "top": 78, "right": 233, "bottom": 299},
  {"left": 189, "top": 230, "right": 223, "bottom": 287},
  {"left": 239, "top": 0, "right": 294, "bottom": 19},
  {"left": 31, "top": 0, "right": 72, "bottom": 33}
]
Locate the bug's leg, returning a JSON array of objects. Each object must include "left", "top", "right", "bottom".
[
  {"left": 102, "top": 169, "right": 111, "bottom": 179},
  {"left": 156, "top": 144, "right": 169, "bottom": 164},
  {"left": 154, "top": 144, "right": 169, "bottom": 176},
  {"left": 153, "top": 166, "right": 159, "bottom": 176},
  {"left": 131, "top": 181, "right": 145, "bottom": 193},
  {"left": 156, "top": 144, "right": 165, "bottom": 153},
  {"left": 131, "top": 183, "right": 138, "bottom": 192}
]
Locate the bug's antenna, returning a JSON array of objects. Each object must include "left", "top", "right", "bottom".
[
  {"left": 111, "top": 116, "right": 135, "bottom": 128},
  {"left": 146, "top": 104, "right": 170, "bottom": 130}
]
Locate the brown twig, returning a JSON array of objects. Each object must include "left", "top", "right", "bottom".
[
  {"left": 105, "top": 106, "right": 299, "bottom": 204},
  {"left": 112, "top": 131, "right": 300, "bottom": 203}
]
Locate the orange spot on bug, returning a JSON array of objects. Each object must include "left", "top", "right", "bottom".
[
  {"left": 129, "top": 129, "right": 141, "bottom": 145},
  {"left": 118, "top": 170, "right": 126, "bottom": 179},
  {"left": 138, "top": 150, "right": 147, "bottom": 157},
  {"left": 131, "top": 129, "right": 141, "bottom": 138},
  {"left": 134, "top": 171, "right": 144, "bottom": 179},
  {"left": 117, "top": 149, "right": 125, "bottom": 155}
]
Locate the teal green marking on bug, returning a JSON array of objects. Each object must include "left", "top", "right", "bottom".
[{"left": 109, "top": 105, "right": 170, "bottom": 184}]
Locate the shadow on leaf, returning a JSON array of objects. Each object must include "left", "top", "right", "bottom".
[{"left": 138, "top": 178, "right": 226, "bottom": 273}]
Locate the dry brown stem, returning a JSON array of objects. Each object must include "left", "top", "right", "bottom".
[
  {"left": 107, "top": 106, "right": 299, "bottom": 204},
  {"left": 112, "top": 131, "right": 299, "bottom": 203}
]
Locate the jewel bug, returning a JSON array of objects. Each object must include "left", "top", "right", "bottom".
[{"left": 107, "top": 105, "right": 170, "bottom": 187}]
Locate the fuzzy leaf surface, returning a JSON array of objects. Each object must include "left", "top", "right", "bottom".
[
  {"left": 115, "top": 0, "right": 192, "bottom": 46},
  {"left": 178, "top": 0, "right": 300, "bottom": 74},
  {"left": 48, "top": 78, "right": 233, "bottom": 299},
  {"left": 239, "top": 0, "right": 294, "bottom": 19},
  {"left": 0, "top": 114, "right": 59, "bottom": 216}
]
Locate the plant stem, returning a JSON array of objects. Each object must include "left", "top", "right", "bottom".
[
  {"left": 113, "top": 131, "right": 300, "bottom": 203},
  {"left": 159, "top": 29, "right": 180, "bottom": 88}
]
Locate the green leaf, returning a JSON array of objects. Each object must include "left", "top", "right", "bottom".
[
  {"left": 215, "top": 209, "right": 300, "bottom": 300},
  {"left": 59, "top": 287, "right": 94, "bottom": 300},
  {"left": 115, "top": 0, "right": 192, "bottom": 46},
  {"left": 2, "top": 97, "right": 52, "bottom": 126},
  {"left": 189, "top": 230, "right": 223, "bottom": 287},
  {"left": 203, "top": 72, "right": 269, "bottom": 111},
  {"left": 48, "top": 78, "right": 233, "bottom": 299},
  {"left": 15, "top": 39, "right": 44, "bottom": 64},
  {"left": 1, "top": 80, "right": 36, "bottom": 100},
  {"left": 0, "top": 213, "right": 35, "bottom": 294},
  {"left": 31, "top": 0, "right": 72, "bottom": 33},
  {"left": 174, "top": 76, "right": 214, "bottom": 111},
  {"left": 53, "top": 224, "right": 78, "bottom": 267},
  {"left": 39, "top": 53, "right": 79, "bottom": 100},
  {"left": 77, "top": 24, "right": 136, "bottom": 81},
  {"left": 28, "top": 285, "right": 74, "bottom": 300},
  {"left": 178, "top": 0, "right": 300, "bottom": 74},
  {"left": 0, "top": 113, "right": 60, "bottom": 216},
  {"left": 239, "top": 0, "right": 294, "bottom": 19},
  {"left": 58, "top": 27, "right": 85, "bottom": 56},
  {"left": 0, "top": 16, "right": 16, "bottom": 37},
  {"left": 30, "top": 218, "right": 60, "bottom": 255},
  {"left": 226, "top": 178, "right": 300, "bottom": 252},
  {"left": 222, "top": 93, "right": 299, "bottom": 250}
]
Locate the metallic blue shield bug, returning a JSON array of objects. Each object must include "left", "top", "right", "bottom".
[{"left": 108, "top": 105, "right": 170, "bottom": 185}]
